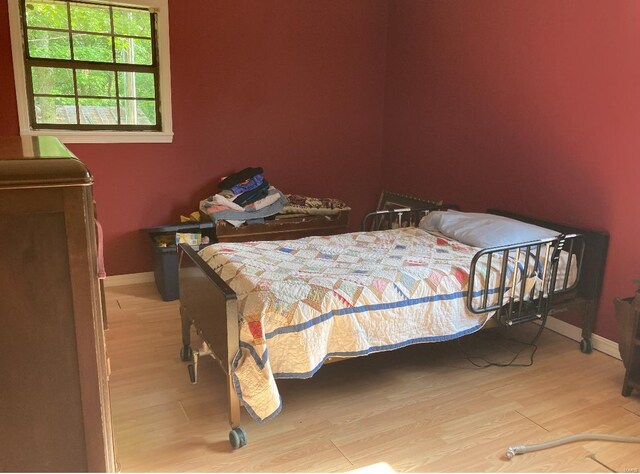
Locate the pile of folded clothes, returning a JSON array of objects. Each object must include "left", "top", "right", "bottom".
[{"left": 200, "top": 167, "right": 289, "bottom": 226}]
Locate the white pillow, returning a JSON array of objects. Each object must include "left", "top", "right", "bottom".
[{"left": 419, "top": 210, "right": 559, "bottom": 248}]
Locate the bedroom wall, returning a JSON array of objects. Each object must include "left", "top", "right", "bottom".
[
  {"left": 0, "top": 1, "right": 389, "bottom": 275},
  {"left": 3, "top": 1, "right": 636, "bottom": 342},
  {"left": 0, "top": 4, "right": 18, "bottom": 135},
  {"left": 381, "top": 0, "right": 640, "bottom": 341}
]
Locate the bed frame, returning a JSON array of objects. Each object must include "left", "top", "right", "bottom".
[{"left": 177, "top": 208, "right": 608, "bottom": 449}]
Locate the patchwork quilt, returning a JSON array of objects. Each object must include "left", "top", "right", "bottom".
[{"left": 198, "top": 228, "right": 521, "bottom": 422}]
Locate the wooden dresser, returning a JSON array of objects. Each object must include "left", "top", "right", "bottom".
[{"left": 0, "top": 136, "right": 116, "bottom": 472}]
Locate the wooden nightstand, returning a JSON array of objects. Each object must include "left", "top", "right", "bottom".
[
  {"left": 146, "top": 211, "right": 349, "bottom": 301},
  {"left": 214, "top": 211, "right": 349, "bottom": 243}
]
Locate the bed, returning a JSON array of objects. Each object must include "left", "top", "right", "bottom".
[{"left": 177, "top": 207, "right": 608, "bottom": 448}]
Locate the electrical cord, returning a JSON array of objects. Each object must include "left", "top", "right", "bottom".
[
  {"left": 506, "top": 433, "right": 640, "bottom": 459},
  {"left": 458, "top": 316, "right": 547, "bottom": 368}
]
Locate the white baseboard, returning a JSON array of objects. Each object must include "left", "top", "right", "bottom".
[
  {"left": 543, "top": 316, "right": 621, "bottom": 360},
  {"left": 104, "top": 271, "right": 155, "bottom": 288}
]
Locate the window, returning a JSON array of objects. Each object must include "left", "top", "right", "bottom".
[{"left": 8, "top": 0, "right": 173, "bottom": 143}]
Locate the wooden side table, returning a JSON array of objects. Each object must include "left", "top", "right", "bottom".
[
  {"left": 214, "top": 211, "right": 349, "bottom": 243},
  {"left": 615, "top": 293, "right": 640, "bottom": 396},
  {"left": 146, "top": 211, "right": 350, "bottom": 301}
]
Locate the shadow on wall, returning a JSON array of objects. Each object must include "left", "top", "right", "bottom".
[{"left": 102, "top": 229, "right": 154, "bottom": 278}]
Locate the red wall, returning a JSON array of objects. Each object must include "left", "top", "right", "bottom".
[
  {"left": 0, "top": 1, "right": 389, "bottom": 275},
  {"left": 0, "top": 5, "right": 18, "bottom": 135},
  {"left": 2, "top": 1, "right": 637, "bottom": 341},
  {"left": 382, "top": 0, "right": 640, "bottom": 340}
]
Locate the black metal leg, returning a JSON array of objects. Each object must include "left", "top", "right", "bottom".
[
  {"left": 180, "top": 306, "right": 191, "bottom": 346},
  {"left": 622, "top": 372, "right": 634, "bottom": 397},
  {"left": 579, "top": 299, "right": 595, "bottom": 353},
  {"left": 179, "top": 305, "right": 193, "bottom": 362}
]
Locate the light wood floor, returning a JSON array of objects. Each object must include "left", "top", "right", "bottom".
[{"left": 105, "top": 282, "right": 640, "bottom": 472}]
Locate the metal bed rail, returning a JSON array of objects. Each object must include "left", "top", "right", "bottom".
[
  {"left": 467, "top": 234, "right": 585, "bottom": 326},
  {"left": 360, "top": 205, "right": 586, "bottom": 326}
]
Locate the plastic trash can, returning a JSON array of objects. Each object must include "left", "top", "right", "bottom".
[{"left": 143, "top": 221, "right": 214, "bottom": 301}]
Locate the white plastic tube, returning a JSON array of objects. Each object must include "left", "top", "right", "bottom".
[{"left": 506, "top": 433, "right": 640, "bottom": 459}]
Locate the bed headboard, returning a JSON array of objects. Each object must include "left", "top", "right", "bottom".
[
  {"left": 487, "top": 209, "right": 609, "bottom": 305},
  {"left": 360, "top": 203, "right": 459, "bottom": 231}
]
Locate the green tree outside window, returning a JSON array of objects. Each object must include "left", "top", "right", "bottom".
[{"left": 22, "top": 0, "right": 160, "bottom": 130}]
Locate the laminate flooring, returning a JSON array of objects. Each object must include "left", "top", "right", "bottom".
[{"left": 104, "top": 282, "right": 640, "bottom": 472}]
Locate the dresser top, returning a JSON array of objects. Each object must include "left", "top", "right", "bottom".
[{"left": 0, "top": 136, "right": 92, "bottom": 188}]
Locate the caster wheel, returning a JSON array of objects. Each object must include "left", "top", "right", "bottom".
[
  {"left": 180, "top": 345, "right": 193, "bottom": 362},
  {"left": 229, "top": 427, "right": 247, "bottom": 449},
  {"left": 580, "top": 338, "right": 592, "bottom": 354},
  {"left": 187, "top": 364, "right": 196, "bottom": 384}
]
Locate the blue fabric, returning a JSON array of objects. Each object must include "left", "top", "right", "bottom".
[
  {"left": 234, "top": 180, "right": 270, "bottom": 207},
  {"left": 230, "top": 174, "right": 264, "bottom": 195}
]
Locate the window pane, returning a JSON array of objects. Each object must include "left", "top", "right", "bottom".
[
  {"left": 31, "top": 66, "right": 74, "bottom": 96},
  {"left": 113, "top": 8, "right": 151, "bottom": 37},
  {"left": 27, "top": 29, "right": 71, "bottom": 59},
  {"left": 119, "top": 99, "right": 156, "bottom": 126},
  {"left": 73, "top": 33, "right": 113, "bottom": 62},
  {"left": 25, "top": 1, "right": 68, "bottom": 29},
  {"left": 21, "top": 1, "right": 164, "bottom": 132},
  {"left": 70, "top": 3, "right": 111, "bottom": 34},
  {"left": 117, "top": 72, "right": 155, "bottom": 99},
  {"left": 78, "top": 98, "right": 118, "bottom": 125},
  {"left": 34, "top": 96, "right": 77, "bottom": 124},
  {"left": 114, "top": 37, "right": 152, "bottom": 65},
  {"left": 76, "top": 69, "right": 116, "bottom": 98}
]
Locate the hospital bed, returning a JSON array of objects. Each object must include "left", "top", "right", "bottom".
[{"left": 177, "top": 206, "right": 608, "bottom": 448}]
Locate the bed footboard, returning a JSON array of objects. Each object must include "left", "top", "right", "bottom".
[{"left": 178, "top": 243, "right": 245, "bottom": 447}]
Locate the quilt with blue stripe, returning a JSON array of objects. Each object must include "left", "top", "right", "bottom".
[{"left": 198, "top": 227, "right": 507, "bottom": 422}]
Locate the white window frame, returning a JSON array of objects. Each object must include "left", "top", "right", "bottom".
[{"left": 7, "top": 0, "right": 173, "bottom": 144}]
